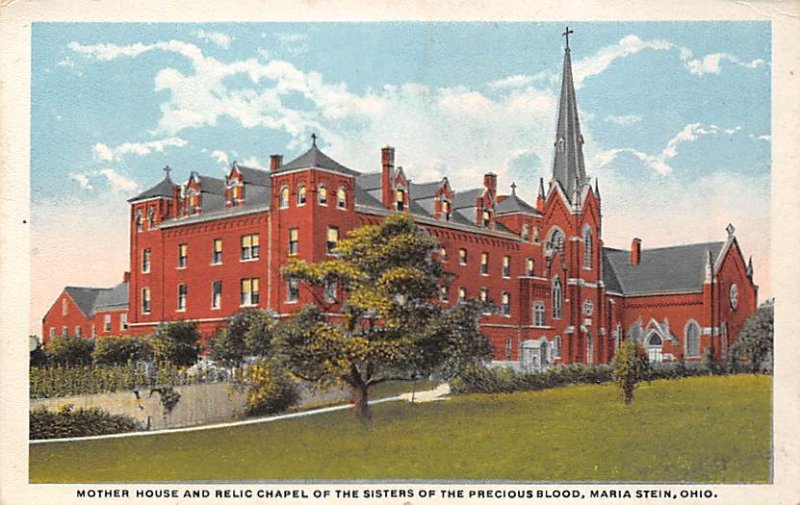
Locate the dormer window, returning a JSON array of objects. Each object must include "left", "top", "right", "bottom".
[
  {"left": 395, "top": 188, "right": 405, "bottom": 211},
  {"left": 482, "top": 209, "right": 491, "bottom": 228},
  {"left": 228, "top": 181, "right": 243, "bottom": 206},
  {"left": 337, "top": 186, "right": 347, "bottom": 210},
  {"left": 442, "top": 200, "right": 451, "bottom": 221},
  {"left": 297, "top": 185, "right": 306, "bottom": 206},
  {"left": 318, "top": 185, "right": 327, "bottom": 206},
  {"left": 279, "top": 186, "right": 290, "bottom": 209},
  {"left": 186, "top": 189, "right": 199, "bottom": 215}
]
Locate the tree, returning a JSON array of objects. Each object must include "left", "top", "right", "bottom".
[
  {"left": 151, "top": 321, "right": 201, "bottom": 367},
  {"left": 209, "top": 309, "right": 276, "bottom": 368},
  {"left": 731, "top": 300, "right": 774, "bottom": 373},
  {"left": 92, "top": 335, "right": 153, "bottom": 366},
  {"left": 278, "top": 213, "right": 491, "bottom": 422},
  {"left": 46, "top": 336, "right": 95, "bottom": 366},
  {"left": 611, "top": 340, "right": 647, "bottom": 405}
]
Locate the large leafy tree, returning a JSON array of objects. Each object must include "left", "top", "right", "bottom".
[
  {"left": 279, "top": 213, "right": 491, "bottom": 422},
  {"left": 731, "top": 300, "right": 774, "bottom": 373},
  {"left": 209, "top": 309, "right": 276, "bottom": 368}
]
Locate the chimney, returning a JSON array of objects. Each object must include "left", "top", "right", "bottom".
[
  {"left": 269, "top": 154, "right": 283, "bottom": 171},
  {"left": 483, "top": 172, "right": 497, "bottom": 195},
  {"left": 381, "top": 146, "right": 395, "bottom": 208},
  {"left": 123, "top": 271, "right": 130, "bottom": 283},
  {"left": 631, "top": 238, "right": 642, "bottom": 266}
]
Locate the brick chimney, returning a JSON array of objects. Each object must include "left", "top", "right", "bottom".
[
  {"left": 483, "top": 172, "right": 497, "bottom": 195},
  {"left": 269, "top": 154, "right": 283, "bottom": 171},
  {"left": 123, "top": 271, "right": 130, "bottom": 283},
  {"left": 381, "top": 146, "right": 395, "bottom": 208},
  {"left": 631, "top": 238, "right": 642, "bottom": 266}
]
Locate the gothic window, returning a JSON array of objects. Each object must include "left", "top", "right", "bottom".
[
  {"left": 324, "top": 281, "right": 337, "bottom": 303},
  {"left": 318, "top": 185, "right": 328, "bottom": 206},
  {"left": 75, "top": 326, "right": 82, "bottom": 337},
  {"left": 586, "top": 332, "right": 594, "bottom": 364},
  {"left": 440, "top": 247, "right": 447, "bottom": 262},
  {"left": 61, "top": 298, "right": 67, "bottom": 316},
  {"left": 521, "top": 224, "right": 530, "bottom": 240},
  {"left": 480, "top": 252, "right": 489, "bottom": 275},
  {"left": 135, "top": 210, "right": 143, "bottom": 232},
  {"left": 628, "top": 321, "right": 642, "bottom": 342},
  {"left": 104, "top": 314, "right": 111, "bottom": 332},
  {"left": 685, "top": 320, "right": 701, "bottom": 358},
  {"left": 546, "top": 228, "right": 564, "bottom": 255},
  {"left": 147, "top": 207, "right": 156, "bottom": 230},
  {"left": 337, "top": 186, "right": 347, "bottom": 209},
  {"left": 729, "top": 284, "right": 738, "bottom": 310},
  {"left": 279, "top": 186, "right": 290, "bottom": 209},
  {"left": 533, "top": 301, "right": 545, "bottom": 327},
  {"left": 551, "top": 277, "right": 562, "bottom": 319},
  {"left": 583, "top": 226, "right": 592, "bottom": 269},
  {"left": 297, "top": 185, "right": 307, "bottom": 206},
  {"left": 721, "top": 322, "right": 728, "bottom": 359},
  {"left": 480, "top": 287, "right": 488, "bottom": 303},
  {"left": 504, "top": 338, "right": 512, "bottom": 361},
  {"left": 646, "top": 332, "right": 663, "bottom": 363},
  {"left": 557, "top": 138, "right": 565, "bottom": 152},
  {"left": 501, "top": 292, "right": 510, "bottom": 316}
]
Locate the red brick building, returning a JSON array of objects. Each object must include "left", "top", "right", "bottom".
[{"left": 42, "top": 41, "right": 758, "bottom": 370}]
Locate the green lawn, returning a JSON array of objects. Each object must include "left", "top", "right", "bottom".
[{"left": 29, "top": 374, "right": 771, "bottom": 483}]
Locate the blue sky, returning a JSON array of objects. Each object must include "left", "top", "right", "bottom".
[{"left": 30, "top": 22, "right": 771, "bottom": 333}]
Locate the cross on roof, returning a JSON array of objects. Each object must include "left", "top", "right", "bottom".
[
  {"left": 511, "top": 182, "right": 517, "bottom": 195},
  {"left": 163, "top": 165, "right": 172, "bottom": 179},
  {"left": 562, "top": 26, "right": 574, "bottom": 49}
]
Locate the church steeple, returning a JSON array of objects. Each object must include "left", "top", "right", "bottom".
[{"left": 552, "top": 27, "right": 587, "bottom": 201}]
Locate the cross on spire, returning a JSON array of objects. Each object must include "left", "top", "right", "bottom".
[
  {"left": 163, "top": 165, "right": 172, "bottom": 179},
  {"left": 510, "top": 182, "right": 517, "bottom": 195},
  {"left": 562, "top": 26, "right": 574, "bottom": 49},
  {"left": 311, "top": 133, "right": 317, "bottom": 147}
]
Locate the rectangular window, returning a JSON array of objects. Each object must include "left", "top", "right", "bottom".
[
  {"left": 240, "top": 278, "right": 259, "bottom": 306},
  {"left": 241, "top": 234, "right": 260, "bottom": 260},
  {"left": 480, "top": 287, "right": 488, "bottom": 302},
  {"left": 177, "top": 243, "right": 188, "bottom": 268},
  {"left": 533, "top": 301, "right": 545, "bottom": 327},
  {"left": 439, "top": 285, "right": 449, "bottom": 302},
  {"left": 323, "top": 281, "right": 336, "bottom": 303},
  {"left": 554, "top": 336, "right": 561, "bottom": 358},
  {"left": 502, "top": 256, "right": 511, "bottom": 278},
  {"left": 505, "top": 338, "right": 512, "bottom": 361},
  {"left": 62, "top": 326, "right": 68, "bottom": 338},
  {"left": 440, "top": 247, "right": 447, "bottom": 262},
  {"left": 212, "top": 281, "right": 222, "bottom": 309},
  {"left": 103, "top": 314, "right": 111, "bottom": 332},
  {"left": 395, "top": 189, "right": 405, "bottom": 211},
  {"left": 286, "top": 278, "right": 299, "bottom": 302},
  {"left": 458, "top": 287, "right": 467, "bottom": 302},
  {"left": 326, "top": 226, "right": 339, "bottom": 255},
  {"left": 75, "top": 326, "right": 82, "bottom": 337},
  {"left": 177, "top": 283, "right": 187, "bottom": 311},
  {"left": 501, "top": 292, "right": 510, "bottom": 316},
  {"left": 212, "top": 238, "right": 223, "bottom": 264},
  {"left": 120, "top": 313, "right": 128, "bottom": 331},
  {"left": 288, "top": 228, "right": 299, "bottom": 256},
  {"left": 459, "top": 248, "right": 468, "bottom": 265},
  {"left": 480, "top": 252, "right": 489, "bottom": 275},
  {"left": 526, "top": 258, "right": 535, "bottom": 276},
  {"left": 141, "top": 288, "right": 151, "bottom": 314},
  {"left": 49, "top": 327, "right": 55, "bottom": 339},
  {"left": 142, "top": 248, "right": 151, "bottom": 273}
]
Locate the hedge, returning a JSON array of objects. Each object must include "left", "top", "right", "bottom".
[{"left": 30, "top": 404, "right": 141, "bottom": 439}]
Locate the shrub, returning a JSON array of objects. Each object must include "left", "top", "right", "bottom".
[
  {"left": 30, "top": 404, "right": 140, "bottom": 439},
  {"left": 236, "top": 359, "right": 299, "bottom": 416},
  {"left": 46, "top": 336, "right": 95, "bottom": 366},
  {"left": 152, "top": 322, "right": 201, "bottom": 367},
  {"left": 93, "top": 336, "right": 153, "bottom": 366},
  {"left": 611, "top": 340, "right": 647, "bottom": 405},
  {"left": 210, "top": 309, "right": 276, "bottom": 368},
  {"left": 450, "top": 363, "right": 613, "bottom": 395},
  {"left": 30, "top": 344, "right": 48, "bottom": 367}
]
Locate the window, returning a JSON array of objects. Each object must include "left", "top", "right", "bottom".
[
  {"left": 142, "top": 248, "right": 151, "bottom": 273},
  {"left": 135, "top": 210, "right": 143, "bottom": 232},
  {"left": 62, "top": 326, "right": 68, "bottom": 338},
  {"left": 337, "top": 186, "right": 347, "bottom": 209},
  {"left": 176, "top": 283, "right": 187, "bottom": 311},
  {"left": 457, "top": 287, "right": 467, "bottom": 303},
  {"left": 318, "top": 184, "right": 327, "bottom": 205},
  {"left": 62, "top": 298, "right": 67, "bottom": 316},
  {"left": 459, "top": 248, "right": 468, "bottom": 265},
  {"left": 480, "top": 252, "right": 489, "bottom": 275},
  {"left": 103, "top": 314, "right": 111, "bottom": 332},
  {"left": 533, "top": 301, "right": 545, "bottom": 326},
  {"left": 685, "top": 320, "right": 700, "bottom": 358},
  {"left": 120, "top": 313, "right": 128, "bottom": 331},
  {"left": 521, "top": 224, "right": 530, "bottom": 240},
  {"left": 480, "top": 287, "right": 488, "bottom": 303},
  {"left": 439, "top": 285, "right": 449, "bottom": 302},
  {"left": 442, "top": 200, "right": 451, "bottom": 221},
  {"left": 526, "top": 258, "right": 535, "bottom": 276},
  {"left": 554, "top": 336, "right": 562, "bottom": 358},
  {"left": 286, "top": 278, "right": 299, "bottom": 302},
  {"left": 501, "top": 292, "right": 510, "bottom": 316},
  {"left": 586, "top": 332, "right": 594, "bottom": 364},
  {"left": 147, "top": 207, "right": 155, "bottom": 229},
  {"left": 241, "top": 234, "right": 260, "bottom": 260},
  {"left": 49, "top": 327, "right": 55, "bottom": 339},
  {"left": 326, "top": 227, "right": 339, "bottom": 255},
  {"left": 177, "top": 243, "right": 188, "bottom": 268},
  {"left": 502, "top": 256, "right": 511, "bottom": 278},
  {"left": 505, "top": 338, "right": 512, "bottom": 361},
  {"left": 186, "top": 189, "right": 199, "bottom": 215},
  {"left": 141, "top": 288, "right": 151, "bottom": 314},
  {"left": 551, "top": 277, "right": 562, "bottom": 319},
  {"left": 440, "top": 247, "right": 447, "bottom": 262},
  {"left": 324, "top": 281, "right": 337, "bottom": 303},
  {"left": 646, "top": 332, "right": 663, "bottom": 363},
  {"left": 615, "top": 324, "right": 622, "bottom": 349},
  {"left": 287, "top": 228, "right": 299, "bottom": 256},
  {"left": 279, "top": 186, "right": 289, "bottom": 209},
  {"left": 583, "top": 226, "right": 593, "bottom": 269},
  {"left": 212, "top": 239, "right": 223, "bottom": 264},
  {"left": 240, "top": 278, "right": 259, "bottom": 306},
  {"left": 212, "top": 281, "right": 222, "bottom": 309},
  {"left": 482, "top": 209, "right": 491, "bottom": 228},
  {"left": 395, "top": 188, "right": 405, "bottom": 211},
  {"left": 729, "top": 284, "right": 738, "bottom": 310},
  {"left": 297, "top": 185, "right": 306, "bottom": 206},
  {"left": 546, "top": 228, "right": 564, "bottom": 255},
  {"left": 75, "top": 326, "right": 82, "bottom": 337}
]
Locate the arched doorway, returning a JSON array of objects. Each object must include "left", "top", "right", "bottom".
[{"left": 645, "top": 332, "right": 663, "bottom": 363}]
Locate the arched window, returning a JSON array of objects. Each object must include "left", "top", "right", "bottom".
[
  {"left": 646, "top": 332, "right": 663, "bottom": 363},
  {"left": 279, "top": 186, "right": 289, "bottom": 209},
  {"left": 546, "top": 228, "right": 564, "bottom": 255},
  {"left": 586, "top": 332, "right": 594, "bottom": 364},
  {"left": 135, "top": 209, "right": 143, "bottom": 232},
  {"left": 395, "top": 188, "right": 405, "bottom": 211},
  {"left": 297, "top": 185, "right": 306, "bottom": 206},
  {"left": 442, "top": 199, "right": 451, "bottom": 221},
  {"left": 685, "top": 320, "right": 701, "bottom": 358},
  {"left": 729, "top": 284, "right": 738, "bottom": 310},
  {"left": 553, "top": 336, "right": 562, "bottom": 358},
  {"left": 337, "top": 186, "right": 347, "bottom": 209},
  {"left": 583, "top": 226, "right": 592, "bottom": 269},
  {"left": 551, "top": 277, "right": 562, "bottom": 319},
  {"left": 147, "top": 207, "right": 155, "bottom": 229},
  {"left": 318, "top": 185, "right": 327, "bottom": 205}
]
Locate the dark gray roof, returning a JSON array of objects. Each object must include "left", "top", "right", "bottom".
[
  {"left": 603, "top": 242, "right": 725, "bottom": 296},
  {"left": 235, "top": 165, "right": 270, "bottom": 187},
  {"left": 410, "top": 181, "right": 441, "bottom": 200},
  {"left": 552, "top": 46, "right": 588, "bottom": 201},
  {"left": 357, "top": 172, "right": 382, "bottom": 191},
  {"left": 195, "top": 174, "right": 226, "bottom": 195},
  {"left": 274, "top": 145, "right": 360, "bottom": 176},
  {"left": 353, "top": 183, "right": 384, "bottom": 208},
  {"left": 495, "top": 194, "right": 539, "bottom": 216},
  {"left": 64, "top": 287, "right": 103, "bottom": 317},
  {"left": 453, "top": 188, "right": 483, "bottom": 209},
  {"left": 128, "top": 176, "right": 175, "bottom": 203},
  {"left": 65, "top": 282, "right": 129, "bottom": 316}
]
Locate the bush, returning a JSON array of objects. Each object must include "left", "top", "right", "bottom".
[
  {"left": 152, "top": 322, "right": 201, "bottom": 367},
  {"left": 30, "top": 404, "right": 140, "bottom": 439},
  {"left": 450, "top": 363, "right": 613, "bottom": 395},
  {"left": 210, "top": 309, "right": 276, "bottom": 368},
  {"left": 611, "top": 341, "right": 647, "bottom": 404},
  {"left": 236, "top": 359, "right": 299, "bottom": 416},
  {"left": 30, "top": 344, "right": 48, "bottom": 367},
  {"left": 46, "top": 336, "right": 95, "bottom": 366},
  {"left": 93, "top": 336, "right": 153, "bottom": 366}
]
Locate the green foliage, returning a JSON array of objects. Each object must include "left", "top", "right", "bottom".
[
  {"left": 235, "top": 359, "right": 300, "bottom": 416},
  {"left": 92, "top": 336, "right": 153, "bottom": 366},
  {"left": 451, "top": 363, "right": 614, "bottom": 394},
  {"left": 30, "top": 343, "right": 48, "bottom": 367},
  {"left": 150, "top": 386, "right": 181, "bottom": 418},
  {"left": 29, "top": 404, "right": 140, "bottom": 439},
  {"left": 210, "top": 309, "right": 276, "bottom": 367},
  {"left": 731, "top": 301, "right": 774, "bottom": 373},
  {"left": 46, "top": 336, "right": 95, "bottom": 366},
  {"left": 151, "top": 322, "right": 201, "bottom": 367},
  {"left": 611, "top": 340, "right": 648, "bottom": 404}
]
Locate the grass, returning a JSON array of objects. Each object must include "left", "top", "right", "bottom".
[{"left": 29, "top": 374, "right": 770, "bottom": 483}]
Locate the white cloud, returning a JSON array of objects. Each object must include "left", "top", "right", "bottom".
[
  {"left": 276, "top": 33, "right": 309, "bottom": 55},
  {"left": 487, "top": 74, "right": 536, "bottom": 90},
  {"left": 56, "top": 57, "right": 75, "bottom": 69},
  {"left": 680, "top": 51, "right": 765, "bottom": 76},
  {"left": 241, "top": 156, "right": 267, "bottom": 170},
  {"left": 210, "top": 150, "right": 229, "bottom": 167},
  {"left": 604, "top": 114, "right": 642, "bottom": 127},
  {"left": 661, "top": 123, "right": 737, "bottom": 159},
  {"left": 98, "top": 168, "right": 139, "bottom": 193},
  {"left": 194, "top": 30, "right": 231, "bottom": 49},
  {"left": 92, "top": 137, "right": 188, "bottom": 162},
  {"left": 69, "top": 173, "right": 93, "bottom": 191},
  {"left": 572, "top": 34, "right": 673, "bottom": 88}
]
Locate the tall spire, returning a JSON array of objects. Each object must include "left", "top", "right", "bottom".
[{"left": 552, "top": 27, "right": 587, "bottom": 201}]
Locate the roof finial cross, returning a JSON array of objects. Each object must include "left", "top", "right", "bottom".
[
  {"left": 511, "top": 182, "right": 517, "bottom": 195},
  {"left": 562, "top": 26, "right": 574, "bottom": 49},
  {"left": 163, "top": 165, "right": 172, "bottom": 179},
  {"left": 311, "top": 133, "right": 317, "bottom": 147}
]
